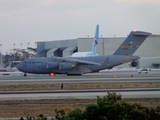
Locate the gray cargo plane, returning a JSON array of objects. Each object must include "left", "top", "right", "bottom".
[{"left": 16, "top": 31, "right": 151, "bottom": 76}]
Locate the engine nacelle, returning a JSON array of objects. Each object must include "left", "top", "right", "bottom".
[
  {"left": 46, "top": 62, "right": 59, "bottom": 69},
  {"left": 59, "top": 62, "right": 76, "bottom": 70},
  {"left": 129, "top": 61, "right": 139, "bottom": 67}
]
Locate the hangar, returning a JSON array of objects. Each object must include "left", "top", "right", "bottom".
[
  {"left": 37, "top": 39, "right": 78, "bottom": 57},
  {"left": 36, "top": 35, "right": 160, "bottom": 68}
]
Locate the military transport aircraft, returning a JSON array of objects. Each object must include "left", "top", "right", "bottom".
[
  {"left": 16, "top": 31, "right": 151, "bottom": 76},
  {"left": 71, "top": 25, "right": 99, "bottom": 57}
]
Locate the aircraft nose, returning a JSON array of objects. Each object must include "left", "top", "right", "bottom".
[{"left": 16, "top": 63, "right": 22, "bottom": 71}]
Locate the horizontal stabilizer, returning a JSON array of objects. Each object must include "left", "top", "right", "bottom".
[{"left": 132, "top": 31, "right": 152, "bottom": 36}]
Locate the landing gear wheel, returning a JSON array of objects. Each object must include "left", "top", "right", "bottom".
[{"left": 24, "top": 73, "right": 27, "bottom": 77}]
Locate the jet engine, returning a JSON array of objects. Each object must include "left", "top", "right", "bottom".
[
  {"left": 129, "top": 61, "right": 139, "bottom": 67},
  {"left": 59, "top": 62, "right": 76, "bottom": 70},
  {"left": 46, "top": 62, "right": 59, "bottom": 69}
]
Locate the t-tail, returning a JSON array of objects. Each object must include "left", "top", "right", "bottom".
[
  {"left": 113, "top": 31, "right": 152, "bottom": 55},
  {"left": 92, "top": 25, "right": 99, "bottom": 53}
]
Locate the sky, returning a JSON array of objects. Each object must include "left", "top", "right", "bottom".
[{"left": 0, "top": 0, "right": 160, "bottom": 54}]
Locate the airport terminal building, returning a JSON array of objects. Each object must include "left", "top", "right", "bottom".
[{"left": 36, "top": 35, "right": 160, "bottom": 69}]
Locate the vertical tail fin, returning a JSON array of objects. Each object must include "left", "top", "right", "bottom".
[
  {"left": 92, "top": 25, "right": 99, "bottom": 53},
  {"left": 113, "top": 31, "right": 151, "bottom": 55}
]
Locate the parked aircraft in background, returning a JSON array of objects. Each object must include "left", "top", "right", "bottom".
[
  {"left": 71, "top": 25, "right": 99, "bottom": 57},
  {"left": 16, "top": 31, "right": 151, "bottom": 76}
]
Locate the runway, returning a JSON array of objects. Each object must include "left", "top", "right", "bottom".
[
  {"left": 0, "top": 71, "right": 160, "bottom": 100},
  {"left": 0, "top": 88, "right": 160, "bottom": 100},
  {"left": 1, "top": 70, "right": 160, "bottom": 85},
  {"left": 0, "top": 77, "right": 160, "bottom": 85}
]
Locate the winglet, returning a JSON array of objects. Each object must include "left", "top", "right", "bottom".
[{"left": 92, "top": 25, "right": 99, "bottom": 53}]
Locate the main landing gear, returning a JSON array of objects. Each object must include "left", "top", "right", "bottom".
[{"left": 24, "top": 73, "right": 27, "bottom": 77}]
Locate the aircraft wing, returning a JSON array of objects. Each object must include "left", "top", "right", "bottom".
[{"left": 54, "top": 57, "right": 101, "bottom": 66}]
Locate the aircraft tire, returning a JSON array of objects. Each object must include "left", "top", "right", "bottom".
[{"left": 24, "top": 73, "right": 27, "bottom": 77}]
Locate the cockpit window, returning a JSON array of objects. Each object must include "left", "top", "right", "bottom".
[{"left": 22, "top": 60, "right": 26, "bottom": 64}]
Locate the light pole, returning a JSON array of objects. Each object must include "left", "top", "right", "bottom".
[
  {"left": 13, "top": 43, "right": 15, "bottom": 49},
  {"left": 20, "top": 43, "right": 22, "bottom": 49}
]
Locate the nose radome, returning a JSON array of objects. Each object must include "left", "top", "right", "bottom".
[{"left": 16, "top": 63, "right": 21, "bottom": 71}]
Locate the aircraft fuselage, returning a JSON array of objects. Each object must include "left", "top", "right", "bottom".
[{"left": 17, "top": 55, "right": 139, "bottom": 75}]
